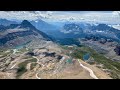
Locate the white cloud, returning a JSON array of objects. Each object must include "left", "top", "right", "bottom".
[
  {"left": 0, "top": 11, "right": 120, "bottom": 24},
  {"left": 0, "top": 11, "right": 46, "bottom": 20}
]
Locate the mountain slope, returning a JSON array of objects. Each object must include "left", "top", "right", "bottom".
[
  {"left": 0, "top": 20, "right": 53, "bottom": 49},
  {"left": 89, "top": 24, "right": 120, "bottom": 39},
  {"left": 58, "top": 23, "right": 120, "bottom": 41},
  {"left": 30, "top": 19, "right": 59, "bottom": 32},
  {"left": 0, "top": 19, "right": 18, "bottom": 26}
]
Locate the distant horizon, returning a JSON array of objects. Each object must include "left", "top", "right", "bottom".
[{"left": 0, "top": 11, "right": 120, "bottom": 24}]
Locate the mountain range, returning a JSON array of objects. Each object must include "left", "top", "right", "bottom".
[
  {"left": 0, "top": 19, "right": 18, "bottom": 26},
  {"left": 0, "top": 18, "right": 120, "bottom": 79},
  {"left": 30, "top": 19, "right": 59, "bottom": 34},
  {"left": 0, "top": 20, "right": 52, "bottom": 49},
  {"left": 1, "top": 18, "right": 120, "bottom": 45},
  {"left": 58, "top": 23, "right": 120, "bottom": 42}
]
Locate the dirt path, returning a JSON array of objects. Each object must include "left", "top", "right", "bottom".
[
  {"left": 36, "top": 73, "right": 41, "bottom": 79},
  {"left": 78, "top": 59, "right": 98, "bottom": 79},
  {"left": 78, "top": 59, "right": 112, "bottom": 79},
  {"left": 10, "top": 64, "right": 17, "bottom": 69},
  {"left": 13, "top": 49, "right": 17, "bottom": 54},
  {"left": 32, "top": 56, "right": 42, "bottom": 79}
]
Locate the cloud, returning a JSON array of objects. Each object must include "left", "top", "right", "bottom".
[
  {"left": 0, "top": 11, "right": 47, "bottom": 20},
  {"left": 0, "top": 11, "right": 120, "bottom": 24}
]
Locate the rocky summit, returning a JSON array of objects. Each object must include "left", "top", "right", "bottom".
[{"left": 0, "top": 20, "right": 52, "bottom": 49}]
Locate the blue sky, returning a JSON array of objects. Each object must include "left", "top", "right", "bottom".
[{"left": 0, "top": 11, "right": 120, "bottom": 24}]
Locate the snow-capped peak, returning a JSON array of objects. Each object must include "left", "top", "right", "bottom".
[{"left": 35, "top": 20, "right": 38, "bottom": 23}]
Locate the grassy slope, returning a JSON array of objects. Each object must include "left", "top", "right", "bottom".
[
  {"left": 82, "top": 46, "right": 120, "bottom": 78},
  {"left": 61, "top": 45, "right": 120, "bottom": 79},
  {"left": 30, "top": 63, "right": 37, "bottom": 70},
  {"left": 16, "top": 58, "right": 37, "bottom": 78}
]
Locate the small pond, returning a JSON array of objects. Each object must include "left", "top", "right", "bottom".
[{"left": 83, "top": 53, "right": 90, "bottom": 61}]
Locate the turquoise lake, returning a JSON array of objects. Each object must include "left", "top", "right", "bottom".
[
  {"left": 83, "top": 53, "right": 90, "bottom": 61},
  {"left": 14, "top": 41, "right": 31, "bottom": 49}
]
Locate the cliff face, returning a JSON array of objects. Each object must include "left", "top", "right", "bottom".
[{"left": 114, "top": 45, "right": 120, "bottom": 55}]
